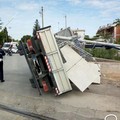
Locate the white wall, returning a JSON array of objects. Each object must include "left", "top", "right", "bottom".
[{"left": 73, "top": 30, "right": 85, "bottom": 40}]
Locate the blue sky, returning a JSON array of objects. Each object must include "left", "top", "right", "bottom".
[{"left": 0, "top": 0, "right": 120, "bottom": 40}]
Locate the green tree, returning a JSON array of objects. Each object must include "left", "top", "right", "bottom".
[
  {"left": 0, "top": 27, "right": 9, "bottom": 44},
  {"left": 84, "top": 35, "right": 90, "bottom": 40},
  {"left": 0, "top": 18, "right": 3, "bottom": 44},
  {"left": 113, "top": 18, "right": 120, "bottom": 25},
  {"left": 7, "top": 35, "right": 13, "bottom": 42},
  {"left": 3, "top": 27, "right": 8, "bottom": 42},
  {"left": 0, "top": 19, "right": 12, "bottom": 44},
  {"left": 33, "top": 19, "right": 40, "bottom": 37},
  {"left": 21, "top": 35, "right": 31, "bottom": 43},
  {"left": 115, "top": 38, "right": 120, "bottom": 44},
  {"left": 0, "top": 18, "right": 2, "bottom": 30},
  {"left": 0, "top": 31, "right": 5, "bottom": 44}
]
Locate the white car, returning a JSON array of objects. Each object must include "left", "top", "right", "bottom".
[
  {"left": 2, "top": 42, "right": 18, "bottom": 53},
  {"left": 2, "top": 42, "right": 11, "bottom": 52},
  {"left": 11, "top": 46, "right": 18, "bottom": 53}
]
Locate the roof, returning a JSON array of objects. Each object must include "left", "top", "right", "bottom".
[
  {"left": 98, "top": 23, "right": 119, "bottom": 31},
  {"left": 55, "top": 27, "right": 74, "bottom": 37},
  {"left": 72, "top": 29, "right": 85, "bottom": 32}
]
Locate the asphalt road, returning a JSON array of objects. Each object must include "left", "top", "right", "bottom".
[
  {"left": 0, "top": 54, "right": 120, "bottom": 120},
  {"left": 2, "top": 54, "right": 39, "bottom": 96}
]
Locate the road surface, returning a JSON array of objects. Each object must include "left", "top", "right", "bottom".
[{"left": 0, "top": 54, "right": 119, "bottom": 120}]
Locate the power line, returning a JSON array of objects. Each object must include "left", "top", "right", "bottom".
[{"left": 0, "top": 13, "right": 17, "bottom": 32}]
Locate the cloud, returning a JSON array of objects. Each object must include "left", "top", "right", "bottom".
[
  {"left": 87, "top": 0, "right": 120, "bottom": 9},
  {"left": 0, "top": 0, "right": 120, "bottom": 39},
  {"left": 85, "top": 0, "right": 102, "bottom": 7},
  {"left": 86, "top": 0, "right": 120, "bottom": 11},
  {"left": 66, "top": 0, "right": 81, "bottom": 5},
  {"left": 84, "top": 0, "right": 120, "bottom": 19},
  {"left": 17, "top": 1, "right": 39, "bottom": 11}
]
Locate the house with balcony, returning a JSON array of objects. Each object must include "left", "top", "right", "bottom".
[{"left": 96, "top": 23, "right": 120, "bottom": 43}]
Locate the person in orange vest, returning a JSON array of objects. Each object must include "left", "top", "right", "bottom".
[{"left": 0, "top": 44, "right": 5, "bottom": 82}]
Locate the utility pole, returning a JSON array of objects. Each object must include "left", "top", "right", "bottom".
[
  {"left": 65, "top": 15, "right": 67, "bottom": 28},
  {"left": 39, "top": 6, "right": 44, "bottom": 28},
  {"left": 58, "top": 22, "right": 60, "bottom": 31}
]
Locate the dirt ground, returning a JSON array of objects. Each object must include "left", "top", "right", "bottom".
[{"left": 99, "top": 61, "right": 120, "bottom": 87}]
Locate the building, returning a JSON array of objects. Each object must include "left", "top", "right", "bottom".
[
  {"left": 55, "top": 27, "right": 85, "bottom": 40},
  {"left": 72, "top": 29, "right": 85, "bottom": 40},
  {"left": 55, "top": 27, "right": 74, "bottom": 37},
  {"left": 96, "top": 23, "right": 120, "bottom": 42}
]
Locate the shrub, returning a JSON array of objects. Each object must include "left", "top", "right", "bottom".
[{"left": 85, "top": 48, "right": 120, "bottom": 60}]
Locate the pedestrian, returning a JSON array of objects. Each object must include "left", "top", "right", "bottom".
[
  {"left": 0, "top": 44, "right": 5, "bottom": 82},
  {"left": 7, "top": 44, "right": 12, "bottom": 56}
]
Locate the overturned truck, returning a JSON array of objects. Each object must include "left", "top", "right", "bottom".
[{"left": 20, "top": 26, "right": 101, "bottom": 96}]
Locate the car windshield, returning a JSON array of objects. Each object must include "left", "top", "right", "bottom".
[{"left": 3, "top": 44, "right": 11, "bottom": 47}]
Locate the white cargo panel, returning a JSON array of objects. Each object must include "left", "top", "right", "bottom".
[
  {"left": 37, "top": 27, "right": 72, "bottom": 95},
  {"left": 61, "top": 45, "right": 100, "bottom": 92},
  {"left": 89, "top": 63, "right": 100, "bottom": 84}
]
